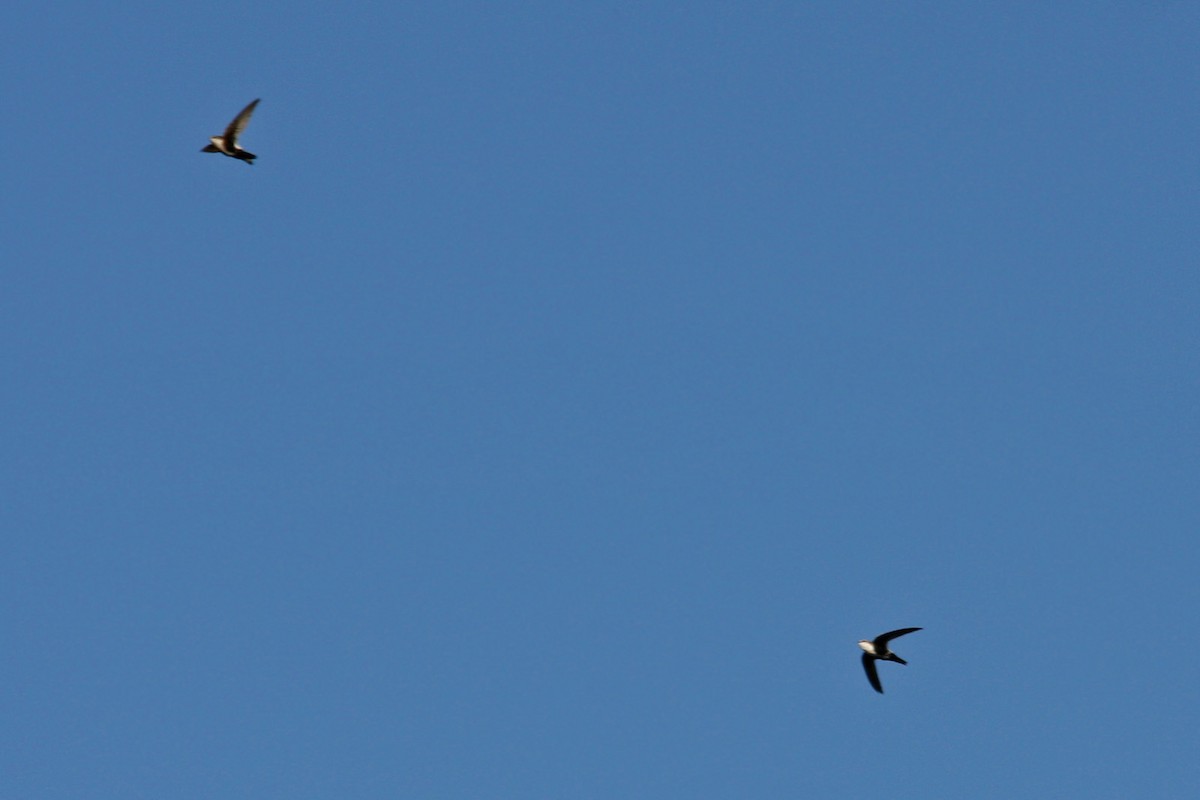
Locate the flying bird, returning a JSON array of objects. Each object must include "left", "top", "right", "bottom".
[
  {"left": 201, "top": 99, "right": 260, "bottom": 164},
  {"left": 858, "top": 627, "right": 921, "bottom": 694}
]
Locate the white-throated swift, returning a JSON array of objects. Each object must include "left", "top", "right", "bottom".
[
  {"left": 858, "top": 627, "right": 921, "bottom": 694},
  {"left": 201, "top": 99, "right": 260, "bottom": 164}
]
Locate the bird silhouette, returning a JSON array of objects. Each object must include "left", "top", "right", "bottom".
[
  {"left": 201, "top": 99, "right": 260, "bottom": 164},
  {"left": 858, "top": 627, "right": 921, "bottom": 693}
]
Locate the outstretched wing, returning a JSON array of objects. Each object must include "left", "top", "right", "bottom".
[
  {"left": 876, "top": 627, "right": 922, "bottom": 646},
  {"left": 862, "top": 654, "right": 884, "bottom": 693},
  {"left": 223, "top": 98, "right": 260, "bottom": 145}
]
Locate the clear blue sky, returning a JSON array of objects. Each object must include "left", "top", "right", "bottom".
[{"left": 3, "top": 3, "right": 1198, "bottom": 797}]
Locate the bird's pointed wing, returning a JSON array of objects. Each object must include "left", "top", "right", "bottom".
[
  {"left": 862, "top": 653, "right": 884, "bottom": 693},
  {"left": 876, "top": 627, "right": 922, "bottom": 646},
  {"left": 223, "top": 99, "right": 260, "bottom": 144}
]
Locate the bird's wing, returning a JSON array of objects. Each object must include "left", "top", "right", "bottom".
[
  {"left": 876, "top": 627, "right": 922, "bottom": 646},
  {"left": 223, "top": 99, "right": 260, "bottom": 144},
  {"left": 861, "top": 653, "right": 884, "bottom": 693}
]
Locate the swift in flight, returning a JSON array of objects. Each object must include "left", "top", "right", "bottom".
[
  {"left": 201, "top": 99, "right": 260, "bottom": 164},
  {"left": 858, "top": 627, "right": 921, "bottom": 694}
]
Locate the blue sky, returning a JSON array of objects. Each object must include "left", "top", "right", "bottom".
[{"left": 3, "top": 2, "right": 1198, "bottom": 797}]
